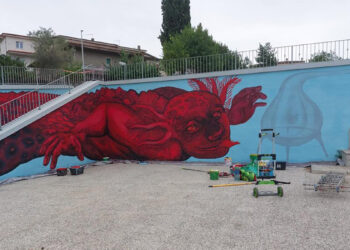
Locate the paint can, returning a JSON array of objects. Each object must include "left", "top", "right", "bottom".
[
  {"left": 69, "top": 166, "right": 84, "bottom": 175},
  {"left": 209, "top": 170, "right": 219, "bottom": 180},
  {"left": 250, "top": 154, "right": 258, "bottom": 163},
  {"left": 56, "top": 168, "right": 67, "bottom": 176},
  {"left": 233, "top": 164, "right": 244, "bottom": 181}
]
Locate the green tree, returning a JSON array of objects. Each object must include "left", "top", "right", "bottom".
[
  {"left": 309, "top": 51, "right": 341, "bottom": 62},
  {"left": 119, "top": 50, "right": 144, "bottom": 64},
  {"left": 255, "top": 42, "right": 277, "bottom": 67},
  {"left": 28, "top": 27, "right": 74, "bottom": 68},
  {"left": 163, "top": 24, "right": 230, "bottom": 59},
  {"left": 0, "top": 55, "right": 25, "bottom": 67},
  {"left": 159, "top": 0, "right": 191, "bottom": 46},
  {"left": 162, "top": 24, "right": 247, "bottom": 74},
  {"left": 104, "top": 50, "right": 160, "bottom": 80}
]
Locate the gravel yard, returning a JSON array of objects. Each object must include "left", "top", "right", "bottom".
[{"left": 0, "top": 162, "right": 349, "bottom": 249}]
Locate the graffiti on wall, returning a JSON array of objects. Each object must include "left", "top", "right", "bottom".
[
  {"left": 0, "top": 76, "right": 266, "bottom": 176},
  {"left": 261, "top": 72, "right": 327, "bottom": 161}
]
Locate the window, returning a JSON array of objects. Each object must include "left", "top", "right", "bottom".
[
  {"left": 106, "top": 58, "right": 111, "bottom": 65},
  {"left": 16, "top": 41, "right": 23, "bottom": 49}
]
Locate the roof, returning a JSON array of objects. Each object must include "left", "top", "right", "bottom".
[
  {"left": 0, "top": 33, "right": 159, "bottom": 61},
  {"left": 0, "top": 33, "right": 32, "bottom": 40},
  {"left": 59, "top": 35, "right": 158, "bottom": 61},
  {"left": 6, "top": 50, "right": 34, "bottom": 56}
]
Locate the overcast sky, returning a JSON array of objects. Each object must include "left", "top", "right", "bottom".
[{"left": 1, "top": 0, "right": 349, "bottom": 58}]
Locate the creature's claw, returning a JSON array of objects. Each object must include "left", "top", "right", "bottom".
[
  {"left": 40, "top": 133, "right": 85, "bottom": 169},
  {"left": 71, "top": 137, "right": 84, "bottom": 160},
  {"left": 50, "top": 143, "right": 62, "bottom": 169},
  {"left": 227, "top": 86, "right": 267, "bottom": 125}
]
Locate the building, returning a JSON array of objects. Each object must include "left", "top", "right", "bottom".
[
  {"left": 0, "top": 33, "right": 35, "bottom": 66},
  {"left": 0, "top": 33, "right": 159, "bottom": 67}
]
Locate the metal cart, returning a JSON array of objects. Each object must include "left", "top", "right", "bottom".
[{"left": 304, "top": 172, "right": 348, "bottom": 193}]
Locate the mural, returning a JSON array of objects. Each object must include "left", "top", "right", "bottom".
[
  {"left": 261, "top": 72, "right": 325, "bottom": 161},
  {"left": 0, "top": 76, "right": 266, "bottom": 176},
  {"left": 261, "top": 69, "right": 350, "bottom": 161}
]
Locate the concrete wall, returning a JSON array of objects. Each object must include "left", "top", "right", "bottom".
[
  {"left": 3, "top": 36, "right": 35, "bottom": 53},
  {"left": 1, "top": 61, "right": 350, "bottom": 180},
  {"left": 0, "top": 36, "right": 35, "bottom": 65},
  {"left": 74, "top": 49, "right": 120, "bottom": 68},
  {"left": 0, "top": 38, "right": 6, "bottom": 54}
]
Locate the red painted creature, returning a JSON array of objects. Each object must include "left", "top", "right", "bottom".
[{"left": 0, "top": 76, "right": 266, "bottom": 176}]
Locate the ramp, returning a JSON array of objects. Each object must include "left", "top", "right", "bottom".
[
  {"left": 0, "top": 80, "right": 100, "bottom": 141},
  {"left": 0, "top": 68, "right": 102, "bottom": 141}
]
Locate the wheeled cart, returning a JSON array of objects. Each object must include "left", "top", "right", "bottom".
[
  {"left": 253, "top": 129, "right": 290, "bottom": 198},
  {"left": 304, "top": 172, "right": 348, "bottom": 193}
]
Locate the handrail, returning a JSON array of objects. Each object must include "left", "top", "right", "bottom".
[
  {"left": 0, "top": 68, "right": 82, "bottom": 107},
  {"left": 0, "top": 67, "right": 103, "bottom": 130},
  {"left": 0, "top": 38, "right": 349, "bottom": 83}
]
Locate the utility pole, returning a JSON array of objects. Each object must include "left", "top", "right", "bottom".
[{"left": 80, "top": 30, "right": 86, "bottom": 82}]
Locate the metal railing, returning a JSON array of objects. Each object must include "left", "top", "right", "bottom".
[
  {"left": 0, "top": 39, "right": 349, "bottom": 84},
  {"left": 0, "top": 68, "right": 104, "bottom": 130},
  {"left": 0, "top": 67, "right": 65, "bottom": 85},
  {"left": 102, "top": 38, "right": 350, "bottom": 80}
]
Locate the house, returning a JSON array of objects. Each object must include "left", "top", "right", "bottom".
[
  {"left": 0, "top": 33, "right": 35, "bottom": 66},
  {"left": 0, "top": 33, "right": 159, "bottom": 67}
]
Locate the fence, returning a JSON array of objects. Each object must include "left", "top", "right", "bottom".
[
  {"left": 0, "top": 66, "right": 105, "bottom": 86},
  {"left": 0, "top": 67, "right": 65, "bottom": 85},
  {"left": 0, "top": 39, "right": 349, "bottom": 84},
  {"left": 92, "top": 38, "right": 350, "bottom": 80}
]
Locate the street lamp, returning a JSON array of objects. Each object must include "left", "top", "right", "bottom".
[{"left": 80, "top": 30, "right": 85, "bottom": 82}]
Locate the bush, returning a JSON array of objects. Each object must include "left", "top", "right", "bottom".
[{"left": 104, "top": 62, "right": 160, "bottom": 81}]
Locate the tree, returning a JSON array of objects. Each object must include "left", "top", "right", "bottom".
[
  {"left": 159, "top": 0, "right": 191, "bottom": 46},
  {"left": 309, "top": 51, "right": 341, "bottom": 62},
  {"left": 255, "top": 42, "right": 277, "bottom": 67},
  {"left": 163, "top": 24, "right": 230, "bottom": 58},
  {"left": 162, "top": 24, "right": 248, "bottom": 74},
  {"left": 0, "top": 55, "right": 25, "bottom": 67},
  {"left": 28, "top": 27, "right": 74, "bottom": 68},
  {"left": 119, "top": 50, "right": 144, "bottom": 64},
  {"left": 104, "top": 50, "right": 160, "bottom": 80}
]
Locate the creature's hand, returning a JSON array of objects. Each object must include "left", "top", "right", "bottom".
[
  {"left": 227, "top": 86, "right": 267, "bottom": 125},
  {"left": 39, "top": 133, "right": 85, "bottom": 169}
]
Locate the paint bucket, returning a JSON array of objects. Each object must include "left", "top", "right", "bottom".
[
  {"left": 209, "top": 170, "right": 219, "bottom": 180},
  {"left": 56, "top": 168, "right": 67, "bottom": 176},
  {"left": 276, "top": 161, "right": 286, "bottom": 170},
  {"left": 234, "top": 167, "right": 241, "bottom": 181},
  {"left": 69, "top": 166, "right": 84, "bottom": 175},
  {"left": 250, "top": 154, "right": 258, "bottom": 163}
]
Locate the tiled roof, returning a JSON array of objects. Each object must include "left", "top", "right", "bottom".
[
  {"left": 7, "top": 50, "right": 34, "bottom": 56},
  {"left": 0, "top": 33, "right": 158, "bottom": 60}
]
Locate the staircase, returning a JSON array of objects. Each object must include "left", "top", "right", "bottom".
[{"left": 0, "top": 69, "right": 102, "bottom": 141}]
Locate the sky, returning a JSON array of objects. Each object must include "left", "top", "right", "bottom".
[{"left": 1, "top": 0, "right": 350, "bottom": 58}]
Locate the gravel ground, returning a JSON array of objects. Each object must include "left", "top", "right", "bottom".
[{"left": 0, "top": 162, "right": 350, "bottom": 250}]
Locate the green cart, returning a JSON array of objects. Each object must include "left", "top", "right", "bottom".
[{"left": 253, "top": 129, "right": 290, "bottom": 198}]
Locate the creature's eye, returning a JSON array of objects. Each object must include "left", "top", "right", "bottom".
[
  {"left": 185, "top": 121, "right": 200, "bottom": 133},
  {"left": 212, "top": 110, "right": 222, "bottom": 120}
]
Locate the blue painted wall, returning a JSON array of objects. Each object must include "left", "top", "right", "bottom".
[
  {"left": 1, "top": 64, "right": 350, "bottom": 181},
  {"left": 97, "top": 65, "right": 350, "bottom": 163}
]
